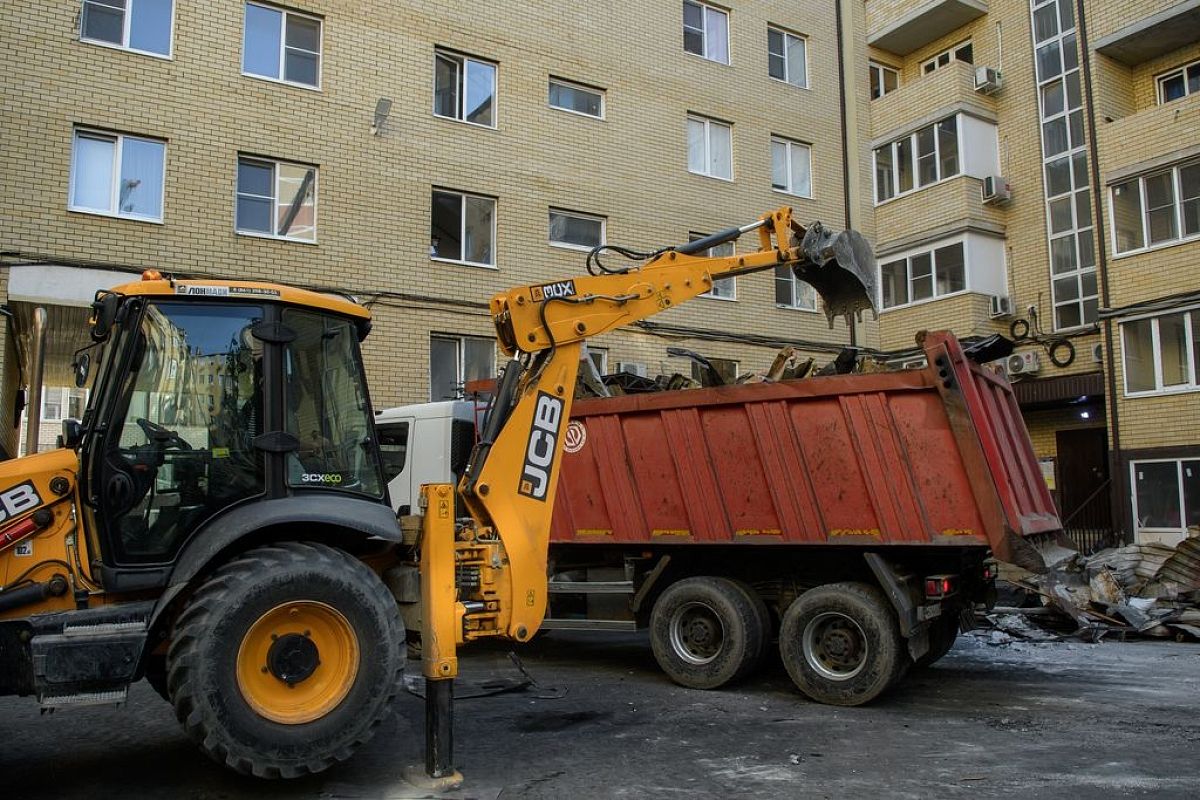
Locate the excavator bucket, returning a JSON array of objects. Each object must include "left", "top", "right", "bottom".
[{"left": 792, "top": 222, "right": 879, "bottom": 329}]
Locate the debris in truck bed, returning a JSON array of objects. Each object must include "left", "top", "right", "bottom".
[{"left": 999, "top": 532, "right": 1200, "bottom": 642}]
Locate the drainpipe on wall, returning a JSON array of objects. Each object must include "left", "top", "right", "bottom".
[
  {"left": 835, "top": 0, "right": 858, "bottom": 348},
  {"left": 24, "top": 306, "right": 47, "bottom": 456},
  {"left": 1074, "top": 0, "right": 1124, "bottom": 542}
]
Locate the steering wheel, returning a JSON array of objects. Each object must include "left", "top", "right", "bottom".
[{"left": 136, "top": 417, "right": 192, "bottom": 451}]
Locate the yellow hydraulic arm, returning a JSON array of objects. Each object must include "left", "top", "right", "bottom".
[{"left": 413, "top": 207, "right": 876, "bottom": 783}]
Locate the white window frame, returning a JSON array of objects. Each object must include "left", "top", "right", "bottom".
[
  {"left": 69, "top": 129, "right": 167, "bottom": 223},
  {"left": 922, "top": 40, "right": 973, "bottom": 74},
  {"left": 433, "top": 49, "right": 498, "bottom": 128},
  {"left": 869, "top": 61, "right": 898, "bottom": 100},
  {"left": 1129, "top": 457, "right": 1200, "bottom": 539},
  {"left": 687, "top": 114, "right": 733, "bottom": 181},
  {"left": 429, "top": 334, "right": 496, "bottom": 401},
  {"left": 767, "top": 26, "right": 808, "bottom": 89},
  {"left": 1119, "top": 306, "right": 1200, "bottom": 397},
  {"left": 1156, "top": 59, "right": 1200, "bottom": 105},
  {"left": 80, "top": 0, "right": 176, "bottom": 59},
  {"left": 690, "top": 236, "right": 736, "bottom": 300},
  {"left": 41, "top": 387, "right": 65, "bottom": 423},
  {"left": 872, "top": 115, "right": 961, "bottom": 205},
  {"left": 1109, "top": 159, "right": 1200, "bottom": 257},
  {"left": 775, "top": 267, "right": 817, "bottom": 311},
  {"left": 683, "top": 0, "right": 730, "bottom": 65},
  {"left": 585, "top": 346, "right": 608, "bottom": 375},
  {"left": 430, "top": 189, "right": 497, "bottom": 269},
  {"left": 234, "top": 156, "right": 319, "bottom": 243},
  {"left": 877, "top": 236, "right": 969, "bottom": 311},
  {"left": 548, "top": 208, "right": 606, "bottom": 251},
  {"left": 241, "top": 2, "right": 323, "bottom": 90},
  {"left": 548, "top": 77, "right": 605, "bottom": 119},
  {"left": 771, "top": 136, "right": 812, "bottom": 198}
]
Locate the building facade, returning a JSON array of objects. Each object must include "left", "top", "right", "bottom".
[{"left": 1, "top": 1, "right": 1197, "bottom": 547}]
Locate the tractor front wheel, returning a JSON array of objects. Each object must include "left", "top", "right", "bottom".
[{"left": 166, "top": 542, "right": 403, "bottom": 778}]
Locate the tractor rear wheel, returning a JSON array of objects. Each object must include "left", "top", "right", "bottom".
[{"left": 166, "top": 541, "right": 403, "bottom": 778}]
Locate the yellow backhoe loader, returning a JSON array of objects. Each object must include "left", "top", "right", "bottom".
[{"left": 0, "top": 208, "right": 874, "bottom": 781}]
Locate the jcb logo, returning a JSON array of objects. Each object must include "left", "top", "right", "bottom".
[
  {"left": 518, "top": 393, "right": 563, "bottom": 501},
  {"left": 0, "top": 481, "right": 43, "bottom": 522},
  {"left": 530, "top": 280, "right": 576, "bottom": 302}
]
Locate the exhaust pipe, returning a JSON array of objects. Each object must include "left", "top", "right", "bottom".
[{"left": 24, "top": 306, "right": 47, "bottom": 456}]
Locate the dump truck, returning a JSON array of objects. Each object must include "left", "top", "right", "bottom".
[
  {"left": 0, "top": 207, "right": 877, "bottom": 780},
  {"left": 381, "top": 332, "right": 1065, "bottom": 706}
]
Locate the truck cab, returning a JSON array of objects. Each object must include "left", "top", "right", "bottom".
[{"left": 375, "top": 401, "right": 477, "bottom": 516}]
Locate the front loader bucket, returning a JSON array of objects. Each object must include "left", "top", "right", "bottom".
[{"left": 793, "top": 223, "right": 878, "bottom": 328}]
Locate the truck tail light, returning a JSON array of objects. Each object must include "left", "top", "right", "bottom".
[
  {"left": 924, "top": 574, "right": 958, "bottom": 599},
  {"left": 982, "top": 561, "right": 997, "bottom": 582}
]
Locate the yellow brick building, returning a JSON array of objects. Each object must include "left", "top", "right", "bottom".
[
  {"left": 1, "top": 1, "right": 1196, "bottom": 548},
  {"left": 865, "top": 0, "right": 1200, "bottom": 548}
]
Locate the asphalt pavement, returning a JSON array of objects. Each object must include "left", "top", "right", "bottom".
[{"left": 3, "top": 631, "right": 1199, "bottom": 799}]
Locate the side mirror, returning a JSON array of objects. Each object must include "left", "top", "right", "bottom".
[
  {"left": 61, "top": 419, "right": 83, "bottom": 450},
  {"left": 90, "top": 293, "right": 119, "bottom": 342},
  {"left": 74, "top": 352, "right": 91, "bottom": 388}
]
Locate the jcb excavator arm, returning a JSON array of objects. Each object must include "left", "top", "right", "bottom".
[{"left": 413, "top": 207, "right": 876, "bottom": 782}]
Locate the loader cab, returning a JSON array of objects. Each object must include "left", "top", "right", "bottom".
[{"left": 79, "top": 280, "right": 385, "bottom": 589}]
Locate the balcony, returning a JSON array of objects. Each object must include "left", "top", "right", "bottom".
[
  {"left": 1096, "top": 93, "right": 1200, "bottom": 182},
  {"left": 867, "top": 0, "right": 988, "bottom": 56},
  {"left": 874, "top": 176, "right": 1006, "bottom": 253},
  {"left": 870, "top": 59, "right": 994, "bottom": 140},
  {"left": 1093, "top": 0, "right": 1200, "bottom": 66}
]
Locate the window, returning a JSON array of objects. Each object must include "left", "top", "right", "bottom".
[
  {"left": 42, "top": 388, "right": 64, "bottom": 422},
  {"left": 771, "top": 137, "right": 812, "bottom": 197},
  {"left": 584, "top": 347, "right": 608, "bottom": 375},
  {"left": 549, "top": 209, "right": 605, "bottom": 250},
  {"left": 242, "top": 2, "right": 321, "bottom": 88},
  {"left": 1111, "top": 160, "right": 1200, "bottom": 254},
  {"left": 691, "top": 356, "right": 738, "bottom": 385},
  {"left": 1121, "top": 309, "right": 1200, "bottom": 395},
  {"left": 81, "top": 0, "right": 174, "bottom": 57},
  {"left": 430, "top": 335, "right": 495, "bottom": 401},
  {"left": 869, "top": 61, "right": 898, "bottom": 100},
  {"left": 690, "top": 236, "right": 735, "bottom": 299},
  {"left": 879, "top": 241, "right": 967, "bottom": 309},
  {"left": 1131, "top": 459, "right": 1200, "bottom": 536},
  {"left": 434, "top": 50, "right": 496, "bottom": 127},
  {"left": 683, "top": 1, "right": 729, "bottom": 64},
  {"left": 70, "top": 130, "right": 165, "bottom": 222},
  {"left": 1157, "top": 60, "right": 1200, "bottom": 104},
  {"left": 775, "top": 267, "right": 817, "bottom": 310},
  {"left": 767, "top": 27, "right": 807, "bottom": 88},
  {"left": 873, "top": 116, "right": 959, "bottom": 203},
  {"left": 236, "top": 157, "right": 317, "bottom": 242},
  {"left": 377, "top": 422, "right": 409, "bottom": 484},
  {"left": 431, "top": 190, "right": 495, "bottom": 266},
  {"left": 549, "top": 78, "right": 603, "bottom": 118},
  {"left": 687, "top": 115, "right": 732, "bottom": 180},
  {"left": 922, "top": 41, "right": 973, "bottom": 74},
  {"left": 67, "top": 388, "right": 87, "bottom": 420}
]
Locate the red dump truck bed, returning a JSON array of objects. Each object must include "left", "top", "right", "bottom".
[{"left": 551, "top": 331, "right": 1061, "bottom": 568}]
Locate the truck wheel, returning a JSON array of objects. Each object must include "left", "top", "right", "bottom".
[
  {"left": 914, "top": 615, "right": 959, "bottom": 668},
  {"left": 728, "top": 578, "right": 773, "bottom": 668},
  {"left": 649, "top": 576, "right": 767, "bottom": 689},
  {"left": 166, "top": 542, "right": 403, "bottom": 778},
  {"left": 779, "top": 582, "right": 903, "bottom": 706}
]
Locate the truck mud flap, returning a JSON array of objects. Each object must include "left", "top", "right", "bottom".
[{"left": 863, "top": 553, "right": 935, "bottom": 662}]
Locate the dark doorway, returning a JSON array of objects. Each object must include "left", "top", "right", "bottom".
[{"left": 1056, "top": 428, "right": 1115, "bottom": 553}]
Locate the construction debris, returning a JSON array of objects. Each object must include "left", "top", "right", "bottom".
[{"left": 993, "top": 531, "right": 1200, "bottom": 643}]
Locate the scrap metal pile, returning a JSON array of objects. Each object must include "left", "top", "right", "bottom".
[{"left": 990, "top": 532, "right": 1200, "bottom": 643}]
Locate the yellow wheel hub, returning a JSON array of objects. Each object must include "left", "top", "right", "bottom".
[{"left": 236, "top": 600, "right": 359, "bottom": 724}]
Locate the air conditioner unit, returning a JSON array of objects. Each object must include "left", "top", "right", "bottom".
[
  {"left": 899, "top": 357, "right": 928, "bottom": 370},
  {"left": 1006, "top": 351, "right": 1041, "bottom": 376},
  {"left": 989, "top": 295, "right": 1013, "bottom": 319},
  {"left": 974, "top": 66, "right": 1003, "bottom": 94},
  {"left": 1091, "top": 343, "right": 1104, "bottom": 363},
  {"left": 617, "top": 361, "right": 647, "bottom": 377},
  {"left": 982, "top": 176, "right": 1012, "bottom": 205}
]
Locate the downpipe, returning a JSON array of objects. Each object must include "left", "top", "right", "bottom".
[{"left": 24, "top": 306, "right": 47, "bottom": 456}]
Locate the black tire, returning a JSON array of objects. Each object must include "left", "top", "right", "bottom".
[
  {"left": 166, "top": 542, "right": 403, "bottom": 779},
  {"left": 779, "top": 582, "right": 904, "bottom": 706},
  {"left": 728, "top": 578, "right": 773, "bottom": 669},
  {"left": 914, "top": 614, "right": 959, "bottom": 668},
  {"left": 649, "top": 576, "right": 768, "bottom": 690}
]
